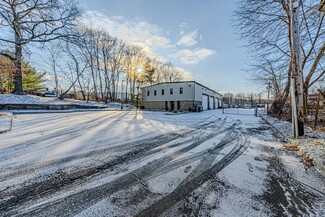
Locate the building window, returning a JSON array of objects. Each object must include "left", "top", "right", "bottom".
[
  {"left": 170, "top": 88, "right": 173, "bottom": 95},
  {"left": 180, "top": 87, "right": 183, "bottom": 94},
  {"left": 162, "top": 89, "right": 164, "bottom": 95},
  {"left": 154, "top": 90, "right": 157, "bottom": 96},
  {"left": 147, "top": 90, "right": 150, "bottom": 96}
]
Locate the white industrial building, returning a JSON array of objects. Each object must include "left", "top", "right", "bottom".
[{"left": 141, "top": 81, "right": 222, "bottom": 111}]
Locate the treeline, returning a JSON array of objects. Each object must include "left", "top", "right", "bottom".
[
  {"left": 0, "top": 0, "right": 185, "bottom": 102},
  {"left": 223, "top": 92, "right": 264, "bottom": 106},
  {"left": 45, "top": 25, "right": 184, "bottom": 102}
]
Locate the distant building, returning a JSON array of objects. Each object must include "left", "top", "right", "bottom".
[
  {"left": 308, "top": 93, "right": 324, "bottom": 106},
  {"left": 141, "top": 81, "right": 222, "bottom": 111}
]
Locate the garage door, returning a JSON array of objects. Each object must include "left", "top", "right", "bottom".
[
  {"left": 202, "top": 95, "right": 209, "bottom": 110},
  {"left": 210, "top": 96, "right": 214, "bottom": 109}
]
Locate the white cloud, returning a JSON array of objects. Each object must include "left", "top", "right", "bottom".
[
  {"left": 169, "top": 48, "right": 215, "bottom": 65},
  {"left": 81, "top": 11, "right": 172, "bottom": 51},
  {"left": 80, "top": 11, "right": 215, "bottom": 67},
  {"left": 177, "top": 29, "right": 198, "bottom": 47},
  {"left": 145, "top": 36, "right": 172, "bottom": 48}
]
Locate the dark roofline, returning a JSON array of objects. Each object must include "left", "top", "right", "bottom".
[{"left": 142, "top": 81, "right": 222, "bottom": 96}]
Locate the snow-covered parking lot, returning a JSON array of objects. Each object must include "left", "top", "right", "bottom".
[{"left": 1, "top": 109, "right": 325, "bottom": 216}]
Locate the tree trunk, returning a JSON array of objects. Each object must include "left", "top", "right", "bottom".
[
  {"left": 269, "top": 67, "right": 291, "bottom": 116},
  {"left": 314, "top": 92, "right": 320, "bottom": 130},
  {"left": 77, "top": 74, "right": 86, "bottom": 100},
  {"left": 89, "top": 56, "right": 98, "bottom": 101},
  {"left": 13, "top": 42, "right": 24, "bottom": 94},
  {"left": 53, "top": 63, "right": 59, "bottom": 96},
  {"left": 0, "top": 72, "right": 3, "bottom": 94},
  {"left": 125, "top": 78, "right": 129, "bottom": 103},
  {"left": 303, "top": 86, "right": 308, "bottom": 122},
  {"left": 96, "top": 45, "right": 104, "bottom": 101}
]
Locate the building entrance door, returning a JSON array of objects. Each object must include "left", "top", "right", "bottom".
[
  {"left": 170, "top": 101, "right": 175, "bottom": 111},
  {"left": 202, "top": 94, "right": 209, "bottom": 110}
]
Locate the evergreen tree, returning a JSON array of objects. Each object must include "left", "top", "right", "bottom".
[{"left": 0, "top": 58, "right": 45, "bottom": 94}]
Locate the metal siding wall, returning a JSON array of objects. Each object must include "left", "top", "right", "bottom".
[
  {"left": 142, "top": 82, "right": 223, "bottom": 110},
  {"left": 142, "top": 82, "right": 195, "bottom": 102}
]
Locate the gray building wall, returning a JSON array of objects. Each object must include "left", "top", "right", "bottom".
[
  {"left": 141, "top": 81, "right": 222, "bottom": 111},
  {"left": 142, "top": 82, "right": 195, "bottom": 102}
]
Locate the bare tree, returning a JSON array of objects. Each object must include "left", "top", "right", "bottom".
[
  {"left": 223, "top": 93, "right": 234, "bottom": 105},
  {"left": 59, "top": 40, "right": 88, "bottom": 99},
  {"left": 150, "top": 58, "right": 164, "bottom": 84},
  {"left": 101, "top": 34, "right": 118, "bottom": 102},
  {"left": 234, "top": 0, "right": 325, "bottom": 119},
  {"left": 123, "top": 45, "right": 145, "bottom": 100},
  {"left": 95, "top": 30, "right": 104, "bottom": 100},
  {"left": 42, "top": 41, "right": 63, "bottom": 96},
  {"left": 0, "top": 0, "right": 80, "bottom": 94},
  {"left": 108, "top": 40, "right": 126, "bottom": 101},
  {"left": 80, "top": 26, "right": 100, "bottom": 101},
  {"left": 161, "top": 62, "right": 182, "bottom": 82}
]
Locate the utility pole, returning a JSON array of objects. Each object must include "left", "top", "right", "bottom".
[{"left": 290, "top": 0, "right": 304, "bottom": 138}]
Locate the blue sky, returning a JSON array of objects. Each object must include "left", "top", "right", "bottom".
[{"left": 78, "top": 0, "right": 254, "bottom": 94}]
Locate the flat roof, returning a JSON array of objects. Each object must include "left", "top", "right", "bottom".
[{"left": 142, "top": 81, "right": 222, "bottom": 96}]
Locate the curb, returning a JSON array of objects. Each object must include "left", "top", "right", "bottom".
[
  {"left": 0, "top": 112, "right": 14, "bottom": 134},
  {"left": 257, "top": 111, "right": 290, "bottom": 143},
  {"left": 8, "top": 108, "right": 136, "bottom": 115},
  {"left": 257, "top": 111, "right": 325, "bottom": 177}
]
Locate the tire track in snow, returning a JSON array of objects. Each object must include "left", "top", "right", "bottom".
[
  {"left": 135, "top": 128, "right": 250, "bottom": 217},
  {"left": 5, "top": 117, "right": 233, "bottom": 217},
  {"left": 0, "top": 116, "right": 227, "bottom": 215},
  {"left": 142, "top": 120, "right": 241, "bottom": 182},
  {"left": 0, "top": 117, "right": 222, "bottom": 181}
]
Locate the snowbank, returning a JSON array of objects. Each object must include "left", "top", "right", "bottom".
[{"left": 0, "top": 94, "right": 135, "bottom": 109}]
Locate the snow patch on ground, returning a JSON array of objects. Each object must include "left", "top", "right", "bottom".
[
  {"left": 0, "top": 94, "right": 135, "bottom": 108},
  {"left": 214, "top": 188, "right": 271, "bottom": 217},
  {"left": 280, "top": 154, "right": 325, "bottom": 194},
  {"left": 147, "top": 160, "right": 201, "bottom": 194},
  {"left": 75, "top": 196, "right": 123, "bottom": 217},
  {"left": 0, "top": 112, "right": 12, "bottom": 132},
  {"left": 218, "top": 147, "right": 269, "bottom": 195}
]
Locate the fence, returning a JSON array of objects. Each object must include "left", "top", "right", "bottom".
[{"left": 222, "top": 107, "right": 260, "bottom": 116}]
